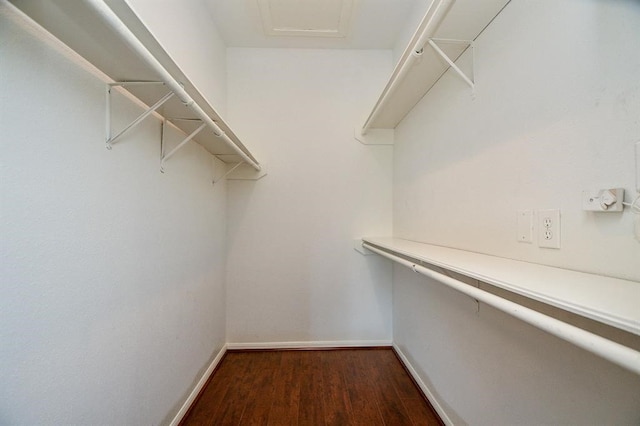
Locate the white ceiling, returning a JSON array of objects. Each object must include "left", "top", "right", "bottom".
[{"left": 204, "top": 0, "right": 423, "bottom": 49}]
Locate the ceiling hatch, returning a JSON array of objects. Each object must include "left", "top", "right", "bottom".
[{"left": 257, "top": 0, "right": 354, "bottom": 38}]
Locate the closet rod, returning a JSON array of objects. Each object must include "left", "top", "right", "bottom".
[
  {"left": 85, "top": 0, "right": 261, "bottom": 171},
  {"left": 362, "top": 242, "right": 640, "bottom": 375},
  {"left": 361, "top": 0, "right": 455, "bottom": 135}
]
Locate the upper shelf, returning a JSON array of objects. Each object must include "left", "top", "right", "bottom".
[
  {"left": 362, "top": 237, "right": 640, "bottom": 336},
  {"left": 9, "top": 0, "right": 260, "bottom": 169},
  {"left": 361, "top": 0, "right": 510, "bottom": 132}
]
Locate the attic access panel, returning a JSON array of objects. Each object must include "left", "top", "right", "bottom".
[{"left": 258, "top": 0, "right": 353, "bottom": 37}]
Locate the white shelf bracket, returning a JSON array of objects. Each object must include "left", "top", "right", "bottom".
[
  {"left": 213, "top": 161, "right": 244, "bottom": 185},
  {"left": 354, "top": 239, "right": 375, "bottom": 255},
  {"left": 427, "top": 38, "right": 475, "bottom": 92},
  {"left": 106, "top": 81, "right": 174, "bottom": 149},
  {"left": 219, "top": 160, "right": 268, "bottom": 181},
  {"left": 354, "top": 127, "right": 394, "bottom": 145},
  {"left": 160, "top": 121, "right": 206, "bottom": 172}
]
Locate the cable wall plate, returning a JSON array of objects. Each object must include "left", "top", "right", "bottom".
[{"left": 636, "top": 141, "right": 640, "bottom": 194}]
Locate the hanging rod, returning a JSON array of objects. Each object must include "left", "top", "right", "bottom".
[
  {"left": 361, "top": 241, "right": 640, "bottom": 375},
  {"left": 361, "top": 0, "right": 456, "bottom": 135},
  {"left": 84, "top": 0, "right": 261, "bottom": 171}
]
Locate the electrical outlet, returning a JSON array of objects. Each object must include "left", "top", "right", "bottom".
[
  {"left": 538, "top": 209, "right": 560, "bottom": 249},
  {"left": 517, "top": 210, "right": 533, "bottom": 243}
]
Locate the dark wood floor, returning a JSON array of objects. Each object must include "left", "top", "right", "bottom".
[{"left": 180, "top": 348, "right": 442, "bottom": 426}]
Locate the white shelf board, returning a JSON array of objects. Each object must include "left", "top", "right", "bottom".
[
  {"left": 10, "top": 0, "right": 257, "bottom": 166},
  {"left": 365, "top": 0, "right": 510, "bottom": 130},
  {"left": 363, "top": 237, "right": 640, "bottom": 336}
]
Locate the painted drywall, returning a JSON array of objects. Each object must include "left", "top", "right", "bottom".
[
  {"left": 203, "top": 0, "right": 421, "bottom": 51},
  {"left": 125, "top": 0, "right": 228, "bottom": 115},
  {"left": 392, "top": 0, "right": 640, "bottom": 423},
  {"left": 225, "top": 48, "right": 394, "bottom": 345},
  {"left": 0, "top": 5, "right": 227, "bottom": 424},
  {"left": 394, "top": 266, "right": 640, "bottom": 425},
  {"left": 395, "top": 0, "right": 640, "bottom": 281},
  {"left": 392, "top": 0, "right": 431, "bottom": 63}
]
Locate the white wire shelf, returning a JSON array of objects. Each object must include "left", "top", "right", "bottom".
[
  {"left": 361, "top": 237, "right": 640, "bottom": 375},
  {"left": 9, "top": 0, "right": 261, "bottom": 170},
  {"left": 360, "top": 0, "right": 510, "bottom": 134},
  {"left": 362, "top": 237, "right": 640, "bottom": 336}
]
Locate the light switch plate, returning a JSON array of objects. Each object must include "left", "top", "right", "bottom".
[
  {"left": 517, "top": 210, "right": 533, "bottom": 243},
  {"left": 636, "top": 141, "right": 640, "bottom": 193}
]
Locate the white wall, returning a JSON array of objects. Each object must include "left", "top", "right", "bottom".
[
  {"left": 225, "top": 48, "right": 394, "bottom": 345},
  {"left": 125, "top": 0, "right": 228, "bottom": 115},
  {"left": 392, "top": 0, "right": 432, "bottom": 63},
  {"left": 394, "top": 266, "right": 640, "bottom": 425},
  {"left": 392, "top": 0, "right": 640, "bottom": 423},
  {"left": 0, "top": 5, "right": 227, "bottom": 424},
  {"left": 394, "top": 0, "right": 640, "bottom": 281}
]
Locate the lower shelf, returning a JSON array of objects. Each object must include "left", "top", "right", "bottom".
[
  {"left": 362, "top": 237, "right": 639, "bottom": 336},
  {"left": 360, "top": 237, "right": 640, "bottom": 375}
]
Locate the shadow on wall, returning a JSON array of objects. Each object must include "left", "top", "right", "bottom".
[{"left": 392, "top": 265, "right": 640, "bottom": 425}]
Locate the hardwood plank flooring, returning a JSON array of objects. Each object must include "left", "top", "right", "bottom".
[{"left": 180, "top": 348, "right": 442, "bottom": 426}]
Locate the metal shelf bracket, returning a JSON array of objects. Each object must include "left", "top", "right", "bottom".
[
  {"left": 427, "top": 38, "right": 475, "bottom": 92},
  {"left": 213, "top": 162, "right": 244, "bottom": 185},
  {"left": 160, "top": 118, "right": 206, "bottom": 172},
  {"left": 106, "top": 81, "right": 173, "bottom": 150}
]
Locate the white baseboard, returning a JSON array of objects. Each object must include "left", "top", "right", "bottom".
[
  {"left": 392, "top": 344, "right": 454, "bottom": 426},
  {"left": 169, "top": 344, "right": 228, "bottom": 426},
  {"left": 226, "top": 340, "right": 392, "bottom": 350}
]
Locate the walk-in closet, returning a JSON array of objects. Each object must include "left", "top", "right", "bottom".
[{"left": 1, "top": 0, "right": 639, "bottom": 424}]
